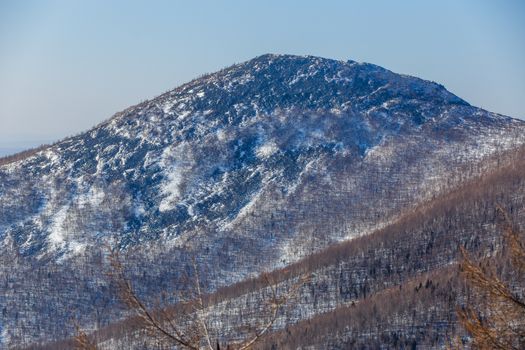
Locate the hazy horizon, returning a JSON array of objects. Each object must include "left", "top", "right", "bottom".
[{"left": 1, "top": 0, "right": 524, "bottom": 156}]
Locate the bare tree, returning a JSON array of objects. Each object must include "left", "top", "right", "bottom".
[
  {"left": 75, "top": 248, "right": 308, "bottom": 349},
  {"left": 457, "top": 207, "right": 525, "bottom": 350},
  {"left": 74, "top": 322, "right": 98, "bottom": 350}
]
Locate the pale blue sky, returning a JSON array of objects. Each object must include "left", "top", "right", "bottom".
[{"left": 0, "top": 0, "right": 524, "bottom": 155}]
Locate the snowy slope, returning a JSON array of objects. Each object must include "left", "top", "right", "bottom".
[{"left": 0, "top": 54, "right": 524, "bottom": 346}]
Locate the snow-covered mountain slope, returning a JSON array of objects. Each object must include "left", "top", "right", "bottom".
[{"left": 1, "top": 54, "right": 524, "bottom": 346}]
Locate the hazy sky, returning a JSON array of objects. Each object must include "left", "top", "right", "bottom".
[{"left": 1, "top": 0, "right": 524, "bottom": 154}]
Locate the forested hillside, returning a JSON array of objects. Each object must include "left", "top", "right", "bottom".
[
  {"left": 29, "top": 145, "right": 525, "bottom": 349},
  {"left": 2, "top": 55, "right": 524, "bottom": 348}
]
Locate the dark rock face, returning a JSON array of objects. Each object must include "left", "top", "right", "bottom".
[{"left": 0, "top": 54, "right": 524, "bottom": 346}]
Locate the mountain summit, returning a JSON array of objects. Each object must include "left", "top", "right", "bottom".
[{"left": 1, "top": 54, "right": 524, "bottom": 346}]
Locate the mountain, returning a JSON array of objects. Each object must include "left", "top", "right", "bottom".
[
  {"left": 44, "top": 144, "right": 525, "bottom": 349},
  {"left": 1, "top": 54, "right": 524, "bottom": 347}
]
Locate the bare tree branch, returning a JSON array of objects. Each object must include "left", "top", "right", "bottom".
[
  {"left": 192, "top": 257, "right": 214, "bottom": 350},
  {"left": 237, "top": 273, "right": 310, "bottom": 350},
  {"left": 74, "top": 321, "right": 98, "bottom": 350},
  {"left": 108, "top": 249, "right": 199, "bottom": 349},
  {"left": 457, "top": 207, "right": 525, "bottom": 350}
]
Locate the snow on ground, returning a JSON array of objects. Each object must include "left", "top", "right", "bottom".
[
  {"left": 68, "top": 241, "right": 87, "bottom": 255},
  {"left": 159, "top": 166, "right": 185, "bottom": 212},
  {"left": 256, "top": 141, "right": 279, "bottom": 158},
  {"left": 222, "top": 189, "right": 263, "bottom": 231},
  {"left": 134, "top": 200, "right": 146, "bottom": 217},
  {"left": 216, "top": 128, "right": 227, "bottom": 141},
  {"left": 44, "top": 149, "right": 60, "bottom": 165},
  {"left": 162, "top": 100, "right": 175, "bottom": 114},
  {"left": 77, "top": 186, "right": 105, "bottom": 208},
  {"left": 48, "top": 206, "right": 69, "bottom": 249},
  {"left": 178, "top": 110, "right": 191, "bottom": 120}
]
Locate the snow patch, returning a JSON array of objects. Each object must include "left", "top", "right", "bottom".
[
  {"left": 216, "top": 129, "right": 227, "bottom": 141},
  {"left": 159, "top": 166, "right": 185, "bottom": 212},
  {"left": 162, "top": 100, "right": 175, "bottom": 114},
  {"left": 178, "top": 110, "right": 191, "bottom": 120},
  {"left": 44, "top": 150, "right": 60, "bottom": 164},
  {"left": 48, "top": 206, "right": 69, "bottom": 248},
  {"left": 77, "top": 186, "right": 105, "bottom": 208},
  {"left": 69, "top": 241, "right": 86, "bottom": 255},
  {"left": 223, "top": 189, "right": 262, "bottom": 230},
  {"left": 134, "top": 201, "right": 146, "bottom": 217},
  {"left": 256, "top": 141, "right": 279, "bottom": 158}
]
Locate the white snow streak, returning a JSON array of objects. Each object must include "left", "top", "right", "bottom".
[
  {"left": 159, "top": 167, "right": 184, "bottom": 212},
  {"left": 48, "top": 206, "right": 69, "bottom": 248},
  {"left": 256, "top": 141, "right": 279, "bottom": 158}
]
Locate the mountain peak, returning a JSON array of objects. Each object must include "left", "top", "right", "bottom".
[
  {"left": 135, "top": 53, "right": 470, "bottom": 133},
  {"left": 1, "top": 54, "right": 517, "bottom": 256}
]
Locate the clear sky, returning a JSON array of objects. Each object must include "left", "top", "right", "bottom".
[{"left": 1, "top": 0, "right": 524, "bottom": 155}]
